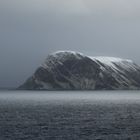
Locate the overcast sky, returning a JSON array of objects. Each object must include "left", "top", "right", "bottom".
[{"left": 0, "top": 0, "right": 140, "bottom": 88}]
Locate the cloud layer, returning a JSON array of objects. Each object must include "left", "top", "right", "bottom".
[{"left": 0, "top": 0, "right": 140, "bottom": 88}]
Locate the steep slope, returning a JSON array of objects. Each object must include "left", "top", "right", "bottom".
[
  {"left": 91, "top": 57, "right": 140, "bottom": 89},
  {"left": 19, "top": 51, "right": 140, "bottom": 90}
]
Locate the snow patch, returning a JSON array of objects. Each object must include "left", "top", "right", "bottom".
[
  {"left": 51, "top": 50, "right": 84, "bottom": 57},
  {"left": 90, "top": 56, "right": 133, "bottom": 66},
  {"left": 89, "top": 56, "right": 135, "bottom": 72}
]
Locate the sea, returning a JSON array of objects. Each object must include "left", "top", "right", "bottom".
[{"left": 0, "top": 91, "right": 140, "bottom": 140}]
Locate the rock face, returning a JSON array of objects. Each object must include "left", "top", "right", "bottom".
[{"left": 19, "top": 51, "right": 140, "bottom": 90}]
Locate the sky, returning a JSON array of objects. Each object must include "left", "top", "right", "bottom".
[{"left": 0, "top": 0, "right": 140, "bottom": 88}]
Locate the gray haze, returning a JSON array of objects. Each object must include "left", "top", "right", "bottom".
[{"left": 0, "top": 0, "right": 140, "bottom": 88}]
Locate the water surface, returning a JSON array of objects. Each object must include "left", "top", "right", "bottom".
[{"left": 0, "top": 91, "right": 140, "bottom": 140}]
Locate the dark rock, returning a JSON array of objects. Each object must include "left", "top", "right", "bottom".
[{"left": 19, "top": 51, "right": 140, "bottom": 90}]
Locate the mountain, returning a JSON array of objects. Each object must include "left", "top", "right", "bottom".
[{"left": 19, "top": 51, "right": 140, "bottom": 90}]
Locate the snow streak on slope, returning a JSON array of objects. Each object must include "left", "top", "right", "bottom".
[{"left": 90, "top": 56, "right": 138, "bottom": 72}]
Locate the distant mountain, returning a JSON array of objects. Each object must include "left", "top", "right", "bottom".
[{"left": 19, "top": 51, "right": 140, "bottom": 90}]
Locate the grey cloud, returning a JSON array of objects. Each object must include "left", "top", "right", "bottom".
[{"left": 0, "top": 0, "right": 140, "bottom": 88}]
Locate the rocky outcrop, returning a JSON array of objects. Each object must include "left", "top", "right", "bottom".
[{"left": 19, "top": 51, "right": 140, "bottom": 90}]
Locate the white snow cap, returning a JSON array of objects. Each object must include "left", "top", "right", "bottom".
[
  {"left": 90, "top": 56, "right": 133, "bottom": 66},
  {"left": 44, "top": 51, "right": 135, "bottom": 69},
  {"left": 89, "top": 56, "right": 136, "bottom": 72},
  {"left": 51, "top": 50, "right": 84, "bottom": 56}
]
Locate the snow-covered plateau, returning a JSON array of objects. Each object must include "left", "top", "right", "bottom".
[{"left": 19, "top": 51, "right": 140, "bottom": 90}]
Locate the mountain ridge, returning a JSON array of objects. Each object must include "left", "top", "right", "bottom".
[{"left": 19, "top": 51, "right": 140, "bottom": 90}]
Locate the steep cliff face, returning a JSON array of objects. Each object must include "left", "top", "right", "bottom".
[{"left": 19, "top": 51, "right": 140, "bottom": 90}]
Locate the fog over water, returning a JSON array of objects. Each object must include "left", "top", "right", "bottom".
[
  {"left": 1, "top": 91, "right": 140, "bottom": 103},
  {"left": 0, "top": 0, "right": 140, "bottom": 88}
]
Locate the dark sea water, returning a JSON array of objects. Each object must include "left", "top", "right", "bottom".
[{"left": 0, "top": 91, "right": 140, "bottom": 140}]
